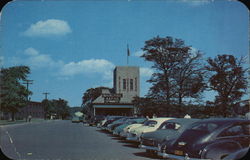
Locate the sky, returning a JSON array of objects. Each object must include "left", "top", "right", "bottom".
[{"left": 0, "top": 0, "right": 249, "bottom": 107}]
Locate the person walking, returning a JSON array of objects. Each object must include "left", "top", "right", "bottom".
[{"left": 28, "top": 115, "right": 32, "bottom": 122}]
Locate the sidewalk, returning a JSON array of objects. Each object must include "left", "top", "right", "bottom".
[{"left": 0, "top": 118, "right": 46, "bottom": 126}]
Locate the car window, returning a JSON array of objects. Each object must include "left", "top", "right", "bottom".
[
  {"left": 242, "top": 124, "right": 250, "bottom": 135},
  {"left": 191, "top": 122, "right": 219, "bottom": 133},
  {"left": 159, "top": 122, "right": 180, "bottom": 130},
  {"left": 219, "top": 125, "right": 244, "bottom": 137},
  {"left": 143, "top": 120, "right": 157, "bottom": 127}
]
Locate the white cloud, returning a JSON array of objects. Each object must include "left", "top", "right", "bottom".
[
  {"left": 60, "top": 59, "right": 115, "bottom": 79},
  {"left": 23, "top": 19, "right": 72, "bottom": 37},
  {"left": 24, "top": 47, "right": 39, "bottom": 56},
  {"left": 11, "top": 47, "right": 63, "bottom": 69},
  {"left": 140, "top": 67, "right": 153, "bottom": 77},
  {"left": 134, "top": 50, "right": 144, "bottom": 57}
]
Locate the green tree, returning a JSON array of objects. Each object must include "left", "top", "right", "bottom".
[
  {"left": 206, "top": 54, "right": 247, "bottom": 117},
  {"left": 141, "top": 36, "right": 206, "bottom": 105},
  {"left": 0, "top": 66, "right": 31, "bottom": 121},
  {"left": 81, "top": 87, "right": 111, "bottom": 118}
]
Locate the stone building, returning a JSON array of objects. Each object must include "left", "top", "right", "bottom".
[{"left": 92, "top": 66, "right": 140, "bottom": 116}]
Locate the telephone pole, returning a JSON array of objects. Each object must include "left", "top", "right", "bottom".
[
  {"left": 23, "top": 79, "right": 33, "bottom": 101},
  {"left": 43, "top": 92, "right": 50, "bottom": 100},
  {"left": 23, "top": 79, "right": 33, "bottom": 122}
]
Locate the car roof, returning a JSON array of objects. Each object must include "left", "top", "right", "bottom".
[
  {"left": 193, "top": 118, "right": 250, "bottom": 126},
  {"left": 164, "top": 118, "right": 200, "bottom": 125}
]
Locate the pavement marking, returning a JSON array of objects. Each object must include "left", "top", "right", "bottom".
[{"left": 6, "top": 131, "right": 13, "bottom": 143}]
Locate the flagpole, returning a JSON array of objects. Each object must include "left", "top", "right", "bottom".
[{"left": 127, "top": 44, "right": 130, "bottom": 65}]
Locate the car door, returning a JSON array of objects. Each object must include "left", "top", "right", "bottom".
[{"left": 217, "top": 123, "right": 249, "bottom": 148}]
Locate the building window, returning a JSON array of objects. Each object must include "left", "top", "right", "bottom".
[
  {"left": 130, "top": 79, "right": 133, "bottom": 90},
  {"left": 123, "top": 79, "right": 126, "bottom": 90}
]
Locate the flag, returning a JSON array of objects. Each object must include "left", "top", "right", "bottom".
[{"left": 127, "top": 44, "right": 130, "bottom": 56}]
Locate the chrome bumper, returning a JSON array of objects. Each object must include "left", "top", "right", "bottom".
[
  {"left": 157, "top": 152, "right": 211, "bottom": 160},
  {"left": 139, "top": 144, "right": 159, "bottom": 151}
]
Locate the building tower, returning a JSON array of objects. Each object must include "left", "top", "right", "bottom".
[{"left": 113, "top": 66, "right": 140, "bottom": 103}]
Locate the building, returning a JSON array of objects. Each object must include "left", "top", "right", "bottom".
[
  {"left": 15, "top": 101, "right": 45, "bottom": 119},
  {"left": 92, "top": 66, "right": 140, "bottom": 116}
]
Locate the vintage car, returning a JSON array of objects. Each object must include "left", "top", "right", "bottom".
[
  {"left": 113, "top": 118, "right": 147, "bottom": 136},
  {"left": 222, "top": 147, "right": 249, "bottom": 160},
  {"left": 158, "top": 118, "right": 250, "bottom": 160},
  {"left": 139, "top": 118, "right": 200, "bottom": 154},
  {"left": 106, "top": 117, "right": 130, "bottom": 132},
  {"left": 88, "top": 115, "right": 105, "bottom": 126},
  {"left": 71, "top": 116, "right": 80, "bottom": 123},
  {"left": 120, "top": 119, "right": 147, "bottom": 138},
  {"left": 100, "top": 116, "right": 124, "bottom": 129},
  {"left": 126, "top": 117, "right": 175, "bottom": 142}
]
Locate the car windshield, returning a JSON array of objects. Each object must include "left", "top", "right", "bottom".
[
  {"left": 190, "top": 122, "right": 219, "bottom": 133},
  {"left": 143, "top": 120, "right": 157, "bottom": 127},
  {"left": 159, "top": 122, "right": 180, "bottom": 130}
]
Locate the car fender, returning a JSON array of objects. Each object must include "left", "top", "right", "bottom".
[{"left": 201, "top": 140, "right": 242, "bottom": 160}]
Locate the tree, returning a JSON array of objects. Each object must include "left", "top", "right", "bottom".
[
  {"left": 206, "top": 54, "right": 247, "bottom": 117},
  {"left": 0, "top": 66, "right": 31, "bottom": 121},
  {"left": 42, "top": 98, "right": 70, "bottom": 119},
  {"left": 81, "top": 86, "right": 112, "bottom": 117},
  {"left": 141, "top": 36, "right": 206, "bottom": 105}
]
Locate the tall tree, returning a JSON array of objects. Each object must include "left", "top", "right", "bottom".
[
  {"left": 0, "top": 66, "right": 31, "bottom": 121},
  {"left": 141, "top": 36, "right": 206, "bottom": 105},
  {"left": 81, "top": 87, "right": 112, "bottom": 117},
  {"left": 206, "top": 54, "right": 247, "bottom": 117}
]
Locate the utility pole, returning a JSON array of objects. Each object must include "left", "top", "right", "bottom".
[
  {"left": 43, "top": 92, "right": 50, "bottom": 100},
  {"left": 23, "top": 79, "right": 33, "bottom": 122},
  {"left": 23, "top": 79, "right": 33, "bottom": 101}
]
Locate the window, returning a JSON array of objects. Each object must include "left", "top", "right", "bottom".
[
  {"left": 130, "top": 79, "right": 133, "bottom": 90},
  {"left": 219, "top": 125, "right": 244, "bottom": 137},
  {"left": 123, "top": 79, "right": 126, "bottom": 90}
]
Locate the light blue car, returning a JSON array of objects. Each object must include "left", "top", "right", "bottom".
[{"left": 113, "top": 118, "right": 147, "bottom": 136}]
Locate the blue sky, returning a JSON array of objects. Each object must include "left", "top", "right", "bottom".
[{"left": 0, "top": 0, "right": 248, "bottom": 107}]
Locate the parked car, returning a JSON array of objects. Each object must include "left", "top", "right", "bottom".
[
  {"left": 222, "top": 147, "right": 249, "bottom": 160},
  {"left": 113, "top": 118, "right": 147, "bottom": 136},
  {"left": 88, "top": 115, "right": 105, "bottom": 126},
  {"left": 106, "top": 117, "right": 129, "bottom": 132},
  {"left": 139, "top": 118, "right": 200, "bottom": 154},
  {"left": 71, "top": 116, "right": 80, "bottom": 123},
  {"left": 158, "top": 118, "right": 250, "bottom": 160},
  {"left": 126, "top": 117, "right": 175, "bottom": 142},
  {"left": 100, "top": 116, "right": 124, "bottom": 130},
  {"left": 120, "top": 118, "right": 148, "bottom": 138}
]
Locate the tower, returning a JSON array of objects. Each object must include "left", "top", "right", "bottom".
[{"left": 113, "top": 66, "right": 140, "bottom": 103}]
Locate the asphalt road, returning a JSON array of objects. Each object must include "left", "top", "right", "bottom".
[{"left": 0, "top": 120, "right": 160, "bottom": 160}]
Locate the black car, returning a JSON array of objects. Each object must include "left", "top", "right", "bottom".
[
  {"left": 158, "top": 118, "right": 250, "bottom": 160},
  {"left": 88, "top": 115, "right": 105, "bottom": 126}
]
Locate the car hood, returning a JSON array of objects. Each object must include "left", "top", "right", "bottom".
[{"left": 131, "top": 126, "right": 158, "bottom": 134}]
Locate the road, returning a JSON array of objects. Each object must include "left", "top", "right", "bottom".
[{"left": 0, "top": 120, "right": 160, "bottom": 160}]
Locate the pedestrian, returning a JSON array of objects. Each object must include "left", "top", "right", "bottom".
[
  {"left": 28, "top": 115, "right": 32, "bottom": 122},
  {"left": 184, "top": 114, "right": 191, "bottom": 118},
  {"left": 153, "top": 113, "right": 157, "bottom": 118}
]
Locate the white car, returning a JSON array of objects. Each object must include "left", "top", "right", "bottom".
[
  {"left": 126, "top": 117, "right": 175, "bottom": 142},
  {"left": 120, "top": 123, "right": 144, "bottom": 137}
]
